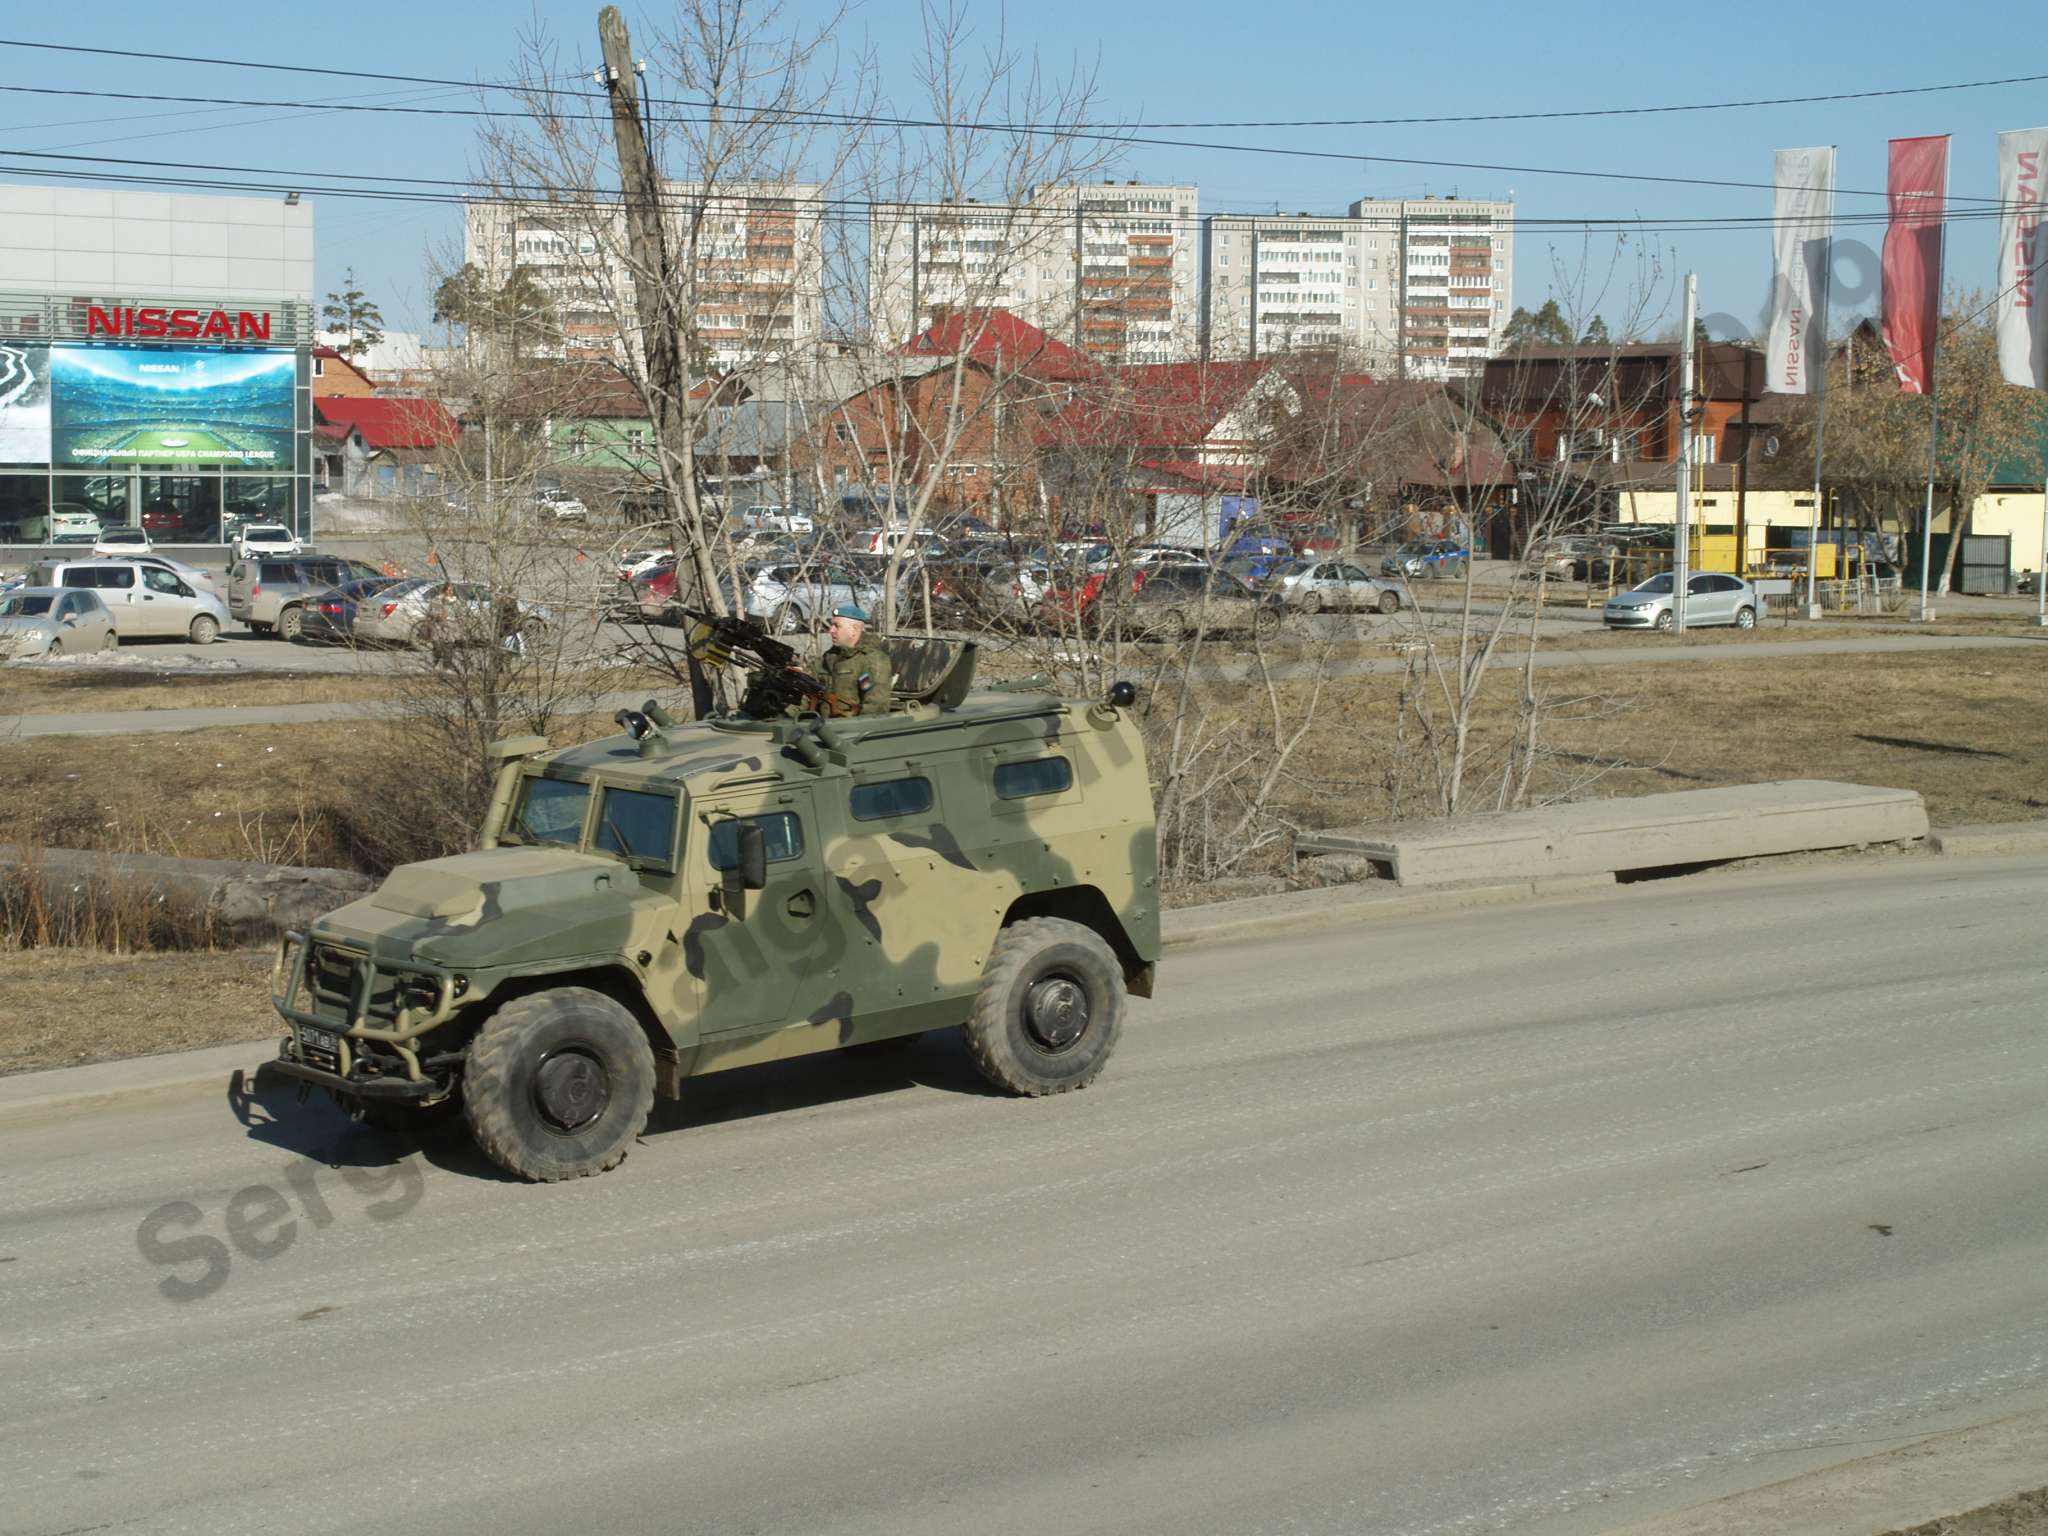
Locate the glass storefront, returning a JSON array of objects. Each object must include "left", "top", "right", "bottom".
[{"left": 0, "top": 343, "right": 310, "bottom": 546}]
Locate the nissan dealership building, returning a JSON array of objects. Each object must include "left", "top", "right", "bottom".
[{"left": 0, "top": 181, "right": 316, "bottom": 548}]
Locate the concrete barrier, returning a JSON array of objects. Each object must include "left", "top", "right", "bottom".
[
  {"left": 1296, "top": 781, "right": 1930, "bottom": 887},
  {"left": 0, "top": 845, "right": 374, "bottom": 945}
]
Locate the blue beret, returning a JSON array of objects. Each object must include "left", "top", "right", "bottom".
[{"left": 833, "top": 604, "right": 869, "bottom": 622}]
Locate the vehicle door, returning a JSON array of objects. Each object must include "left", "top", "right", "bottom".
[
  {"left": 56, "top": 590, "right": 112, "bottom": 649},
  {"left": 138, "top": 563, "right": 193, "bottom": 636},
  {"left": 680, "top": 786, "right": 828, "bottom": 1039},
  {"left": 1684, "top": 572, "right": 1728, "bottom": 625},
  {"left": 69, "top": 564, "right": 141, "bottom": 633}
]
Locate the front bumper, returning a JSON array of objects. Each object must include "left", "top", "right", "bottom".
[
  {"left": 270, "top": 930, "right": 464, "bottom": 1093},
  {"left": 1604, "top": 608, "right": 1658, "bottom": 627}
]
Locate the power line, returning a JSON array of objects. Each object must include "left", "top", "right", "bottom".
[
  {"left": 0, "top": 80, "right": 2020, "bottom": 206},
  {"left": 0, "top": 147, "right": 2014, "bottom": 239},
  {"left": 1, "top": 36, "right": 2042, "bottom": 134}
]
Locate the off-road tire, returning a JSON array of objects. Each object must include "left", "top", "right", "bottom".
[
  {"left": 188, "top": 614, "right": 219, "bottom": 644},
  {"left": 1734, "top": 605, "right": 1757, "bottom": 630},
  {"left": 278, "top": 606, "right": 305, "bottom": 642},
  {"left": 962, "top": 917, "right": 1125, "bottom": 1097},
  {"left": 462, "top": 987, "right": 656, "bottom": 1182},
  {"left": 1376, "top": 588, "right": 1400, "bottom": 615}
]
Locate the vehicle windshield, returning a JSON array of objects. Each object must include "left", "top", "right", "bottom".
[
  {"left": 507, "top": 776, "right": 590, "bottom": 846},
  {"left": 1632, "top": 573, "right": 1676, "bottom": 594},
  {"left": 0, "top": 593, "right": 55, "bottom": 616},
  {"left": 246, "top": 525, "right": 291, "bottom": 540}
]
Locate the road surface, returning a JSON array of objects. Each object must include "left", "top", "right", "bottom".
[{"left": 2, "top": 855, "right": 2045, "bottom": 1535}]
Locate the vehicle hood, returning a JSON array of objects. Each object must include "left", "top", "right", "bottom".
[
  {"left": 313, "top": 846, "right": 662, "bottom": 968},
  {"left": 1607, "top": 592, "right": 1666, "bottom": 607}
]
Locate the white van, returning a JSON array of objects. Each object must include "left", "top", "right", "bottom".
[{"left": 30, "top": 558, "right": 229, "bottom": 643}]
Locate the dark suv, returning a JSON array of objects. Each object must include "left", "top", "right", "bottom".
[{"left": 227, "top": 554, "right": 385, "bottom": 640}]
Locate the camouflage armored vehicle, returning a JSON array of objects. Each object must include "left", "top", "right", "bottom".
[{"left": 268, "top": 637, "right": 1159, "bottom": 1182}]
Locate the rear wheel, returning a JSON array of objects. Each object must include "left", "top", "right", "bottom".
[
  {"left": 1734, "top": 605, "right": 1757, "bottom": 630},
  {"left": 462, "top": 987, "right": 656, "bottom": 1183},
  {"left": 1376, "top": 588, "right": 1400, "bottom": 615},
  {"left": 188, "top": 614, "right": 219, "bottom": 645},
  {"left": 962, "top": 918, "right": 1125, "bottom": 1097},
  {"left": 278, "top": 606, "right": 305, "bottom": 642}
]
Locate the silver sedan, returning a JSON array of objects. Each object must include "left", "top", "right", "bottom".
[
  {"left": 1604, "top": 571, "right": 1764, "bottom": 631},
  {"left": 0, "top": 586, "right": 119, "bottom": 658},
  {"left": 1269, "top": 558, "right": 1402, "bottom": 615}
]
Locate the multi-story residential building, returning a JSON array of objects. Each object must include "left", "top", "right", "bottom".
[
  {"left": 461, "top": 182, "right": 825, "bottom": 369},
  {"left": 1349, "top": 195, "right": 1514, "bottom": 380},
  {"left": 1200, "top": 195, "right": 1512, "bottom": 377},
  {"left": 867, "top": 181, "right": 1200, "bottom": 365}
]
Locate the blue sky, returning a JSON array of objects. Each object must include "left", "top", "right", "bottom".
[{"left": 1, "top": 0, "right": 2038, "bottom": 341}]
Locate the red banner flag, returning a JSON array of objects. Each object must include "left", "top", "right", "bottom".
[{"left": 1881, "top": 135, "right": 1949, "bottom": 395}]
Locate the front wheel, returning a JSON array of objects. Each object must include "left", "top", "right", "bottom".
[
  {"left": 1376, "top": 588, "right": 1400, "bottom": 615},
  {"left": 1734, "top": 605, "right": 1757, "bottom": 630},
  {"left": 462, "top": 987, "right": 656, "bottom": 1182},
  {"left": 189, "top": 614, "right": 219, "bottom": 645},
  {"left": 962, "top": 918, "right": 1125, "bottom": 1097},
  {"left": 1654, "top": 610, "right": 1675, "bottom": 632},
  {"left": 278, "top": 606, "right": 305, "bottom": 642},
  {"left": 99, "top": 629, "right": 119, "bottom": 651}
]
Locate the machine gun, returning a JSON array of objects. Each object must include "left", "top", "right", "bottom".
[{"left": 677, "top": 609, "right": 832, "bottom": 719}]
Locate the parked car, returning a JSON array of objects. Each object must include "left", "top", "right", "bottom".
[
  {"left": 296, "top": 576, "right": 404, "bottom": 646},
  {"left": 231, "top": 523, "right": 304, "bottom": 560},
  {"left": 1521, "top": 534, "right": 1620, "bottom": 582},
  {"left": 1603, "top": 571, "right": 1763, "bottom": 632},
  {"left": 0, "top": 587, "right": 118, "bottom": 658},
  {"left": 741, "top": 560, "right": 884, "bottom": 635},
  {"left": 534, "top": 487, "right": 588, "bottom": 523},
  {"left": 28, "top": 558, "right": 229, "bottom": 643},
  {"left": 88, "top": 525, "right": 151, "bottom": 557},
  {"left": 228, "top": 554, "right": 385, "bottom": 640},
  {"left": 354, "top": 579, "right": 551, "bottom": 651},
  {"left": 615, "top": 547, "right": 674, "bottom": 581},
  {"left": 1269, "top": 557, "right": 1402, "bottom": 614},
  {"left": 49, "top": 508, "right": 103, "bottom": 545},
  {"left": 1382, "top": 539, "right": 1471, "bottom": 580},
  {"left": 1222, "top": 530, "right": 1291, "bottom": 560},
  {"left": 744, "top": 505, "right": 815, "bottom": 535}
]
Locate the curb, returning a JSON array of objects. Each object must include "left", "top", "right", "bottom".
[
  {"left": 1599, "top": 1404, "right": 2048, "bottom": 1536},
  {"left": 0, "top": 1038, "right": 276, "bottom": 1118}
]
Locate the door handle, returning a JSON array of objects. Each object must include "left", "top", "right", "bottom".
[{"left": 785, "top": 889, "right": 816, "bottom": 919}]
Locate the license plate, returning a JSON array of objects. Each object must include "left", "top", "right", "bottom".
[{"left": 299, "top": 1026, "right": 340, "bottom": 1068}]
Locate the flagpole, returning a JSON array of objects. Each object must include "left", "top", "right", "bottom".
[
  {"left": 1805, "top": 164, "right": 1834, "bottom": 620},
  {"left": 1914, "top": 222, "right": 1949, "bottom": 624}
]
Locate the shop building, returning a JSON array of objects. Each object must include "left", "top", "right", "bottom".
[{"left": 0, "top": 182, "right": 317, "bottom": 548}]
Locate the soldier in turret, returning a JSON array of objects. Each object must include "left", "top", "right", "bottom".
[{"left": 815, "top": 603, "right": 893, "bottom": 716}]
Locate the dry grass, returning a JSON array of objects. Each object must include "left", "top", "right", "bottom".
[
  {"left": 0, "top": 948, "right": 279, "bottom": 1074},
  {"left": 0, "top": 668, "right": 398, "bottom": 715},
  {"left": 1252, "top": 650, "right": 2048, "bottom": 838}
]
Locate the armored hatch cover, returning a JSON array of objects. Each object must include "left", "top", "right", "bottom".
[{"left": 876, "top": 634, "right": 977, "bottom": 708}]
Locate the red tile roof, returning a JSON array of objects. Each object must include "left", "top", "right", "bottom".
[
  {"left": 1045, "top": 360, "right": 1274, "bottom": 450},
  {"left": 901, "top": 310, "right": 1096, "bottom": 381},
  {"left": 314, "top": 397, "right": 459, "bottom": 450}
]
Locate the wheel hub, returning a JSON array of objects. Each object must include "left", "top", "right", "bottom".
[
  {"left": 533, "top": 1047, "right": 610, "bottom": 1132},
  {"left": 1024, "top": 976, "right": 1089, "bottom": 1051}
]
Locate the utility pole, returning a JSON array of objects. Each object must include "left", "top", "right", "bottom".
[
  {"left": 597, "top": 6, "right": 723, "bottom": 621},
  {"left": 1673, "top": 272, "right": 1697, "bottom": 635}
]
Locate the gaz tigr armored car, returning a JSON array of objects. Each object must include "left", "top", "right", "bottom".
[{"left": 268, "top": 639, "right": 1159, "bottom": 1182}]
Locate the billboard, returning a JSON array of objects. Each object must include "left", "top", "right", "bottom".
[
  {"left": 49, "top": 347, "right": 294, "bottom": 466},
  {"left": 0, "top": 343, "right": 52, "bottom": 465}
]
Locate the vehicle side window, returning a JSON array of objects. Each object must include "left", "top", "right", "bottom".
[
  {"left": 994, "top": 756, "right": 1072, "bottom": 800},
  {"left": 1340, "top": 565, "right": 1370, "bottom": 582},
  {"left": 706, "top": 812, "right": 804, "bottom": 870},
  {"left": 54, "top": 593, "right": 80, "bottom": 618},
  {"left": 261, "top": 562, "right": 293, "bottom": 583},
  {"left": 144, "top": 567, "right": 181, "bottom": 594},
  {"left": 594, "top": 788, "right": 677, "bottom": 868},
  {"left": 850, "top": 776, "right": 934, "bottom": 821},
  {"left": 1688, "top": 574, "right": 1715, "bottom": 595},
  {"left": 101, "top": 567, "right": 134, "bottom": 589}
]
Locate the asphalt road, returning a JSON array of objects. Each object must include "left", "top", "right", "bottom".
[{"left": 3, "top": 856, "right": 2045, "bottom": 1536}]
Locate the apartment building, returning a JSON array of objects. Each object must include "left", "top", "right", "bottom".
[
  {"left": 1349, "top": 195, "right": 1514, "bottom": 380},
  {"left": 1200, "top": 196, "right": 1512, "bottom": 377},
  {"left": 867, "top": 181, "right": 1200, "bottom": 365},
  {"left": 462, "top": 182, "right": 825, "bottom": 368}
]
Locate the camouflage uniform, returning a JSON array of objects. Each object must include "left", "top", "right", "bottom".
[{"left": 818, "top": 639, "right": 894, "bottom": 716}]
